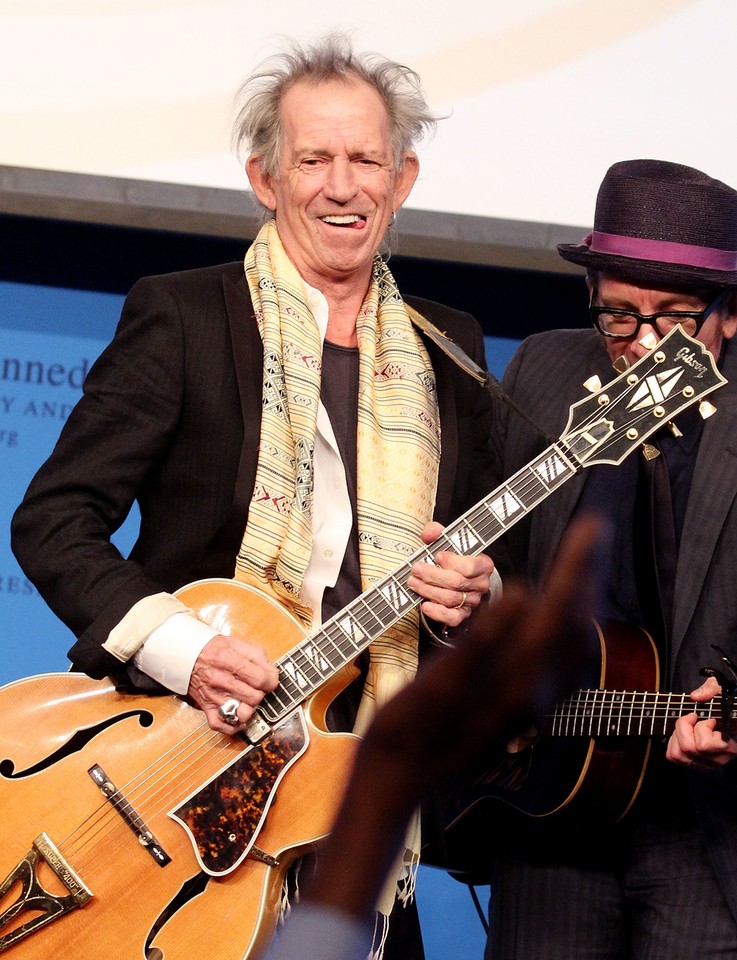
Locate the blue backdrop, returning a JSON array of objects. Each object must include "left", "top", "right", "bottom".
[{"left": 0, "top": 277, "right": 519, "bottom": 957}]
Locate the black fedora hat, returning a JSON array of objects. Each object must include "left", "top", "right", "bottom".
[{"left": 557, "top": 159, "right": 737, "bottom": 288}]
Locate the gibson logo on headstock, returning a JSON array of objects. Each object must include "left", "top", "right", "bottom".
[{"left": 675, "top": 347, "right": 708, "bottom": 378}]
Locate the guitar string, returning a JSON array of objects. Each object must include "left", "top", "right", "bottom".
[
  {"left": 550, "top": 691, "right": 721, "bottom": 735},
  {"left": 54, "top": 688, "right": 311, "bottom": 872},
  {"left": 63, "top": 713, "right": 306, "bottom": 876},
  {"left": 53, "top": 716, "right": 232, "bottom": 865},
  {"left": 51, "top": 723, "right": 208, "bottom": 862}
]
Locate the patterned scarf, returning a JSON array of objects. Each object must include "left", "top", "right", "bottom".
[{"left": 237, "top": 221, "right": 441, "bottom": 914}]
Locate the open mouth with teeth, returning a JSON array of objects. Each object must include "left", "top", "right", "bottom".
[{"left": 321, "top": 215, "right": 367, "bottom": 229}]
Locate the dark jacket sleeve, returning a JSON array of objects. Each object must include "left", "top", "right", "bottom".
[{"left": 11, "top": 265, "right": 247, "bottom": 678}]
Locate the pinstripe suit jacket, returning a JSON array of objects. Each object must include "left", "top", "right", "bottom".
[
  {"left": 493, "top": 326, "right": 737, "bottom": 920},
  {"left": 11, "top": 260, "right": 499, "bottom": 682}
]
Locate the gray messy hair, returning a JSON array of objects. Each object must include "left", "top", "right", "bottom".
[{"left": 232, "top": 32, "right": 438, "bottom": 177}]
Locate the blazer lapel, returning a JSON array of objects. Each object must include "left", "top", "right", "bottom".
[
  {"left": 222, "top": 269, "right": 264, "bottom": 525},
  {"left": 420, "top": 335, "right": 458, "bottom": 524},
  {"left": 529, "top": 338, "right": 614, "bottom": 575},
  {"left": 671, "top": 340, "right": 737, "bottom": 653}
]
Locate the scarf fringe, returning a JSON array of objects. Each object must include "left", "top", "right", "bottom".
[
  {"left": 396, "top": 849, "right": 420, "bottom": 906},
  {"left": 369, "top": 912, "right": 390, "bottom": 960},
  {"left": 278, "top": 857, "right": 302, "bottom": 926}
]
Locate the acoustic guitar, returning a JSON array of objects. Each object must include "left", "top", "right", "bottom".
[
  {"left": 0, "top": 326, "right": 725, "bottom": 959},
  {"left": 426, "top": 620, "right": 736, "bottom": 880}
]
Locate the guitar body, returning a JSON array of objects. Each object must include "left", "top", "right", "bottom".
[
  {"left": 0, "top": 580, "right": 359, "bottom": 960},
  {"left": 431, "top": 622, "right": 660, "bottom": 875}
]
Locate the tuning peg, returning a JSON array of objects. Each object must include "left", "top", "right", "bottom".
[
  {"left": 612, "top": 356, "right": 630, "bottom": 374},
  {"left": 668, "top": 422, "right": 683, "bottom": 438},
  {"left": 583, "top": 375, "right": 602, "bottom": 393},
  {"left": 638, "top": 332, "right": 658, "bottom": 350},
  {"left": 699, "top": 400, "right": 717, "bottom": 420}
]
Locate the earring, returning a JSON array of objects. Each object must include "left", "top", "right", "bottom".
[{"left": 388, "top": 210, "right": 396, "bottom": 227}]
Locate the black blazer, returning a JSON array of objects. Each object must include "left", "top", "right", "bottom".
[{"left": 11, "top": 261, "right": 500, "bottom": 680}]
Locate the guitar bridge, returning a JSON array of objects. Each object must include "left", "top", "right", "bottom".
[
  {"left": 0, "top": 832, "right": 92, "bottom": 952},
  {"left": 89, "top": 764, "right": 171, "bottom": 866}
]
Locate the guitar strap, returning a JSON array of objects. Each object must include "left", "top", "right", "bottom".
[
  {"left": 407, "top": 305, "right": 488, "bottom": 384},
  {"left": 407, "top": 306, "right": 556, "bottom": 446}
]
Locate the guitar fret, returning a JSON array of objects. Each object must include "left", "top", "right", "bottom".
[
  {"left": 333, "top": 605, "right": 373, "bottom": 651},
  {"left": 670, "top": 694, "right": 686, "bottom": 726},
  {"left": 291, "top": 644, "right": 332, "bottom": 683},
  {"left": 276, "top": 658, "right": 316, "bottom": 698},
  {"left": 604, "top": 691, "right": 618, "bottom": 735},
  {"left": 533, "top": 443, "right": 577, "bottom": 490},
  {"left": 377, "top": 574, "right": 415, "bottom": 620},
  {"left": 663, "top": 692, "right": 674, "bottom": 735},
  {"left": 598, "top": 690, "right": 608, "bottom": 735},
  {"left": 649, "top": 694, "right": 659, "bottom": 730},
  {"left": 260, "top": 678, "right": 297, "bottom": 717},
  {"left": 626, "top": 691, "right": 637, "bottom": 736},
  {"left": 574, "top": 690, "right": 588, "bottom": 735},
  {"left": 475, "top": 503, "right": 506, "bottom": 540},
  {"left": 320, "top": 620, "right": 360, "bottom": 661},
  {"left": 356, "top": 600, "right": 394, "bottom": 636},
  {"left": 591, "top": 691, "right": 600, "bottom": 734},
  {"left": 487, "top": 487, "right": 525, "bottom": 527},
  {"left": 588, "top": 691, "right": 599, "bottom": 733},
  {"left": 643, "top": 692, "right": 655, "bottom": 735},
  {"left": 446, "top": 521, "right": 483, "bottom": 555}
]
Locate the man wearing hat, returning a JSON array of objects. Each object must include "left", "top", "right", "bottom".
[{"left": 485, "top": 159, "right": 737, "bottom": 958}]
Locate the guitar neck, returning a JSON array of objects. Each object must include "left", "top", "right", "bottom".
[
  {"left": 257, "top": 440, "right": 581, "bottom": 725},
  {"left": 254, "top": 325, "right": 726, "bottom": 730},
  {"left": 552, "top": 689, "right": 727, "bottom": 737}
]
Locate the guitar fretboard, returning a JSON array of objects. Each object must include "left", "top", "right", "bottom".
[
  {"left": 551, "top": 689, "right": 729, "bottom": 737},
  {"left": 257, "top": 438, "right": 584, "bottom": 725}
]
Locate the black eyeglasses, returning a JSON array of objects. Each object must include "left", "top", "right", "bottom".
[{"left": 590, "top": 290, "right": 727, "bottom": 340}]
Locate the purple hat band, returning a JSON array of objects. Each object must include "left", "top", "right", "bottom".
[{"left": 585, "top": 230, "right": 737, "bottom": 272}]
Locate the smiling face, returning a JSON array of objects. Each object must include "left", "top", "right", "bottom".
[
  {"left": 590, "top": 273, "right": 737, "bottom": 366},
  {"left": 246, "top": 77, "right": 418, "bottom": 292}
]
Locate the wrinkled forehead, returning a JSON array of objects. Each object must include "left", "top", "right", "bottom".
[{"left": 277, "top": 77, "right": 394, "bottom": 159}]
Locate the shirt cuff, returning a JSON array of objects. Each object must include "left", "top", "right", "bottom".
[
  {"left": 101, "top": 591, "right": 217, "bottom": 694},
  {"left": 133, "top": 612, "right": 218, "bottom": 695}
]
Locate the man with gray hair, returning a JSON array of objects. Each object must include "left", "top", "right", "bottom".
[{"left": 12, "top": 34, "right": 499, "bottom": 960}]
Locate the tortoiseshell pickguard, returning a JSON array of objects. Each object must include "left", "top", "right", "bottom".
[{"left": 171, "top": 709, "right": 308, "bottom": 874}]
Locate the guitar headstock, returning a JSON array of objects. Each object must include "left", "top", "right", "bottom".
[{"left": 561, "top": 325, "right": 727, "bottom": 468}]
